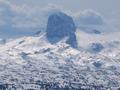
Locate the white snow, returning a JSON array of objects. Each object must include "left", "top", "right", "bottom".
[{"left": 0, "top": 32, "right": 119, "bottom": 89}]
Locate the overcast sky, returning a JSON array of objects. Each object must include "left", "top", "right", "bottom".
[
  {"left": 10, "top": 0, "right": 120, "bottom": 17},
  {"left": 0, "top": 0, "right": 120, "bottom": 38}
]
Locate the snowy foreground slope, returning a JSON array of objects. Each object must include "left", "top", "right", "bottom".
[{"left": 0, "top": 33, "right": 120, "bottom": 90}]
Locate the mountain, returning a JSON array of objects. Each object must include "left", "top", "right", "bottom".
[
  {"left": 0, "top": 33, "right": 120, "bottom": 89},
  {"left": 46, "top": 12, "right": 78, "bottom": 48},
  {"left": 0, "top": 9, "right": 120, "bottom": 89}
]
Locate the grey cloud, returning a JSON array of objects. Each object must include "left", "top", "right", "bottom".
[{"left": 76, "top": 10, "right": 104, "bottom": 26}]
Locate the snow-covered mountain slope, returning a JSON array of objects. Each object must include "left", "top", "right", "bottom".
[{"left": 0, "top": 33, "right": 120, "bottom": 89}]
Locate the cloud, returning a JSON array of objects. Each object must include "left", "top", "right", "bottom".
[
  {"left": 11, "top": 3, "right": 66, "bottom": 29},
  {"left": 75, "top": 10, "right": 104, "bottom": 26},
  {"left": 0, "top": 1, "right": 105, "bottom": 32},
  {"left": 0, "top": 1, "right": 13, "bottom": 26},
  {"left": 0, "top": 2, "right": 106, "bottom": 32},
  {"left": 0, "top": 1, "right": 73, "bottom": 29},
  {"left": 11, "top": 3, "right": 74, "bottom": 30}
]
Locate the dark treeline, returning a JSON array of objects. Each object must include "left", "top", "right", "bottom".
[{"left": 0, "top": 81, "right": 119, "bottom": 90}]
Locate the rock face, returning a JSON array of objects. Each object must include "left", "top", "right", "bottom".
[
  {"left": 46, "top": 12, "right": 77, "bottom": 48},
  {"left": 88, "top": 43, "right": 104, "bottom": 53}
]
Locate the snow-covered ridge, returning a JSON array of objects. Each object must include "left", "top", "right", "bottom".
[
  {"left": 0, "top": 10, "right": 120, "bottom": 89},
  {"left": 0, "top": 33, "right": 120, "bottom": 89}
]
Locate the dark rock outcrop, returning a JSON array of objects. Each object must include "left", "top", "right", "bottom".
[
  {"left": 88, "top": 43, "right": 104, "bottom": 53},
  {"left": 46, "top": 12, "right": 77, "bottom": 48}
]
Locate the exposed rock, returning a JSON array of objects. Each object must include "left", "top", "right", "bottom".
[
  {"left": 46, "top": 12, "right": 77, "bottom": 48},
  {"left": 88, "top": 43, "right": 104, "bottom": 53}
]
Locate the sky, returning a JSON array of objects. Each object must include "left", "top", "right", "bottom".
[
  {"left": 0, "top": 0, "right": 120, "bottom": 38},
  {"left": 9, "top": 0, "right": 120, "bottom": 17}
]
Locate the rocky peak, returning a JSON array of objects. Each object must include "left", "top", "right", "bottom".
[{"left": 46, "top": 12, "right": 78, "bottom": 48}]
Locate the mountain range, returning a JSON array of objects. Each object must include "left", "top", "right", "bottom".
[{"left": 0, "top": 11, "right": 120, "bottom": 90}]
